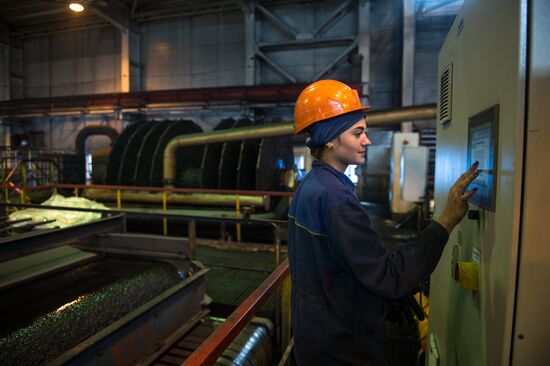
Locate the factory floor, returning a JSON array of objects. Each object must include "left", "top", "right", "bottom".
[{"left": 196, "top": 245, "right": 283, "bottom": 317}]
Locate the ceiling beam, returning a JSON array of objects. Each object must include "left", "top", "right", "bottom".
[
  {"left": 12, "top": 19, "right": 111, "bottom": 38},
  {"left": 91, "top": 0, "right": 135, "bottom": 33},
  {"left": 312, "top": 39, "right": 357, "bottom": 81},
  {"left": 134, "top": 3, "right": 240, "bottom": 22},
  {"left": 256, "top": 3, "right": 298, "bottom": 40},
  {"left": 7, "top": 8, "right": 66, "bottom": 21},
  {"left": 313, "top": 0, "right": 354, "bottom": 37}
]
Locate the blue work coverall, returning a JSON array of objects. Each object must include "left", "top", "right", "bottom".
[{"left": 288, "top": 160, "right": 449, "bottom": 365}]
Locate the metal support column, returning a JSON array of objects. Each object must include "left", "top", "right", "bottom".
[
  {"left": 401, "top": 0, "right": 416, "bottom": 132},
  {"left": 0, "top": 23, "right": 10, "bottom": 101},
  {"left": 121, "top": 30, "right": 130, "bottom": 92},
  {"left": 129, "top": 32, "right": 141, "bottom": 91},
  {"left": 240, "top": 0, "right": 256, "bottom": 85},
  {"left": 92, "top": 0, "right": 134, "bottom": 92},
  {"left": 358, "top": 0, "right": 370, "bottom": 99}
]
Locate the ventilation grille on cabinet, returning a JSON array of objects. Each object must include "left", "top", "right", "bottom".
[{"left": 439, "top": 63, "right": 453, "bottom": 125}]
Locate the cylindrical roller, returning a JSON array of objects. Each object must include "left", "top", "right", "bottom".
[{"left": 84, "top": 189, "right": 270, "bottom": 211}]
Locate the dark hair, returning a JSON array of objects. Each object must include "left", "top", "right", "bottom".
[
  {"left": 305, "top": 127, "right": 326, "bottom": 160},
  {"left": 309, "top": 145, "right": 326, "bottom": 160}
]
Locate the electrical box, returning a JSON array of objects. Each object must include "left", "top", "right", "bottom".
[
  {"left": 430, "top": 0, "right": 550, "bottom": 365},
  {"left": 389, "top": 132, "right": 419, "bottom": 213},
  {"left": 400, "top": 146, "right": 428, "bottom": 202}
]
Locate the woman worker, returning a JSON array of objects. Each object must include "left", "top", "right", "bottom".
[{"left": 288, "top": 80, "right": 479, "bottom": 365}]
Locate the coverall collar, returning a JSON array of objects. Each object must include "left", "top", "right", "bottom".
[{"left": 312, "top": 160, "right": 355, "bottom": 192}]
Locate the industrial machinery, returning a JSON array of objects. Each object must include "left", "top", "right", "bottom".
[
  {"left": 82, "top": 117, "right": 294, "bottom": 242},
  {"left": 0, "top": 213, "right": 274, "bottom": 366},
  {"left": 98, "top": 117, "right": 293, "bottom": 192},
  {"left": 429, "top": 0, "right": 550, "bottom": 365}
]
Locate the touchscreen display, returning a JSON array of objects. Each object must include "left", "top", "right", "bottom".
[{"left": 467, "top": 105, "right": 499, "bottom": 211}]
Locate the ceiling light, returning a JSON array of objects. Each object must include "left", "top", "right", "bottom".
[{"left": 69, "top": 2, "right": 85, "bottom": 12}]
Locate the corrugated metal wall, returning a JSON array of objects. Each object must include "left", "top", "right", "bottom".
[
  {"left": 141, "top": 11, "right": 245, "bottom": 89},
  {"left": 23, "top": 27, "right": 120, "bottom": 98}
]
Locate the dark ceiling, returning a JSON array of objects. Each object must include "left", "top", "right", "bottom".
[
  {"left": 0, "top": 0, "right": 242, "bottom": 38},
  {"left": 0, "top": 0, "right": 463, "bottom": 39}
]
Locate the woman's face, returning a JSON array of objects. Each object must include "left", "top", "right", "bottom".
[{"left": 330, "top": 118, "right": 371, "bottom": 166}]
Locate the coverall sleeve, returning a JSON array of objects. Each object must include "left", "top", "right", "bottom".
[{"left": 328, "top": 201, "right": 449, "bottom": 299}]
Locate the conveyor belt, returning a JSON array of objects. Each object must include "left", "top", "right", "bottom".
[{"left": 0, "top": 258, "right": 183, "bottom": 365}]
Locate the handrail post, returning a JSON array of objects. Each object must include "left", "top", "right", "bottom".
[
  {"left": 162, "top": 190, "right": 168, "bottom": 236},
  {"left": 2, "top": 160, "right": 7, "bottom": 203},
  {"left": 116, "top": 189, "right": 122, "bottom": 209},
  {"left": 274, "top": 223, "right": 281, "bottom": 267},
  {"left": 49, "top": 161, "right": 57, "bottom": 195},
  {"left": 236, "top": 193, "right": 241, "bottom": 242},
  {"left": 274, "top": 223, "right": 282, "bottom": 350},
  {"left": 281, "top": 274, "right": 292, "bottom": 358},
  {"left": 20, "top": 164, "right": 27, "bottom": 204},
  {"left": 188, "top": 219, "right": 196, "bottom": 260},
  {"left": 1, "top": 159, "right": 5, "bottom": 184}
]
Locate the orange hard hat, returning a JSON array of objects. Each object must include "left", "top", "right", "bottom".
[{"left": 294, "top": 80, "right": 370, "bottom": 134}]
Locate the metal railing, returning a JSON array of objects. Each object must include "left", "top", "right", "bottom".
[
  {"left": 1, "top": 158, "right": 59, "bottom": 203},
  {"left": 0, "top": 183, "right": 291, "bottom": 265},
  {"left": 182, "top": 258, "right": 292, "bottom": 366},
  {"left": 0, "top": 191, "right": 294, "bottom": 365},
  {"left": 0, "top": 182, "right": 292, "bottom": 237}
]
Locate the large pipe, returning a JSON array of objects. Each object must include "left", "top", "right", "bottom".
[
  {"left": 367, "top": 104, "right": 436, "bottom": 125},
  {"left": 84, "top": 189, "right": 270, "bottom": 211},
  {"left": 163, "top": 104, "right": 436, "bottom": 185},
  {"left": 75, "top": 126, "right": 119, "bottom": 156}
]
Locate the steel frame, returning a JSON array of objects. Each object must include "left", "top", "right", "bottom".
[
  {"left": 52, "top": 263, "right": 208, "bottom": 366},
  {"left": 0, "top": 214, "right": 126, "bottom": 263},
  {"left": 250, "top": 0, "right": 359, "bottom": 83}
]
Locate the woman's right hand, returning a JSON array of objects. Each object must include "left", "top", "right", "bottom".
[{"left": 437, "top": 161, "right": 480, "bottom": 233}]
